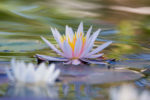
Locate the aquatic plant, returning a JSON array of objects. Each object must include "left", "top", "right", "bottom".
[
  {"left": 36, "top": 22, "right": 112, "bottom": 65},
  {"left": 110, "top": 85, "right": 150, "bottom": 100},
  {"left": 6, "top": 59, "right": 60, "bottom": 85}
]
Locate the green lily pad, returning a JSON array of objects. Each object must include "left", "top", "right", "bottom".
[{"left": 55, "top": 64, "right": 143, "bottom": 84}]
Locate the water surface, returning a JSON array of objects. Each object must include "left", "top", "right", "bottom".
[{"left": 0, "top": 0, "right": 150, "bottom": 99}]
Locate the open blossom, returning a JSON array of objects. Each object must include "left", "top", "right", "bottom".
[
  {"left": 110, "top": 85, "right": 150, "bottom": 100},
  {"left": 36, "top": 22, "right": 112, "bottom": 65},
  {"left": 6, "top": 59, "right": 60, "bottom": 85}
]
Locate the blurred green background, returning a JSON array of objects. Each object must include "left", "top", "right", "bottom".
[{"left": 0, "top": 0, "right": 150, "bottom": 62}]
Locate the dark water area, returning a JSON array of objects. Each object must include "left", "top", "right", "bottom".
[{"left": 0, "top": 0, "right": 150, "bottom": 99}]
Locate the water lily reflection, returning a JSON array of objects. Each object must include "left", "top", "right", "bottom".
[
  {"left": 36, "top": 22, "right": 112, "bottom": 65},
  {"left": 6, "top": 83, "right": 58, "bottom": 98}
]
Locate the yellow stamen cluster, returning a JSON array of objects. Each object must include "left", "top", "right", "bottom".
[{"left": 61, "top": 32, "right": 86, "bottom": 51}]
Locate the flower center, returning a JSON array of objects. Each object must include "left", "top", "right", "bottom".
[{"left": 61, "top": 32, "right": 86, "bottom": 52}]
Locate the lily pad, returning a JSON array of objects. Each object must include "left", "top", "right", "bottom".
[
  {"left": 55, "top": 64, "right": 143, "bottom": 84},
  {"left": 113, "top": 60, "right": 150, "bottom": 69}
]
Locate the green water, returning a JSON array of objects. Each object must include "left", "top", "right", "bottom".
[{"left": 0, "top": 0, "right": 150, "bottom": 99}]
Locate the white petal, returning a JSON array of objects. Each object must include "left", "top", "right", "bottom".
[
  {"left": 6, "top": 68, "right": 14, "bottom": 81},
  {"left": 86, "top": 26, "right": 92, "bottom": 40},
  {"left": 87, "top": 41, "right": 112, "bottom": 56},
  {"left": 50, "top": 28, "right": 63, "bottom": 48},
  {"left": 47, "top": 64, "right": 60, "bottom": 84},
  {"left": 87, "top": 29, "right": 101, "bottom": 50},
  {"left": 72, "top": 59, "right": 81, "bottom": 65},
  {"left": 74, "top": 37, "right": 82, "bottom": 57},
  {"left": 14, "top": 61, "right": 22, "bottom": 81},
  {"left": 77, "top": 22, "right": 83, "bottom": 35},
  {"left": 25, "top": 63, "right": 35, "bottom": 83},
  {"left": 69, "top": 27, "right": 74, "bottom": 38},
  {"left": 36, "top": 54, "right": 68, "bottom": 61},
  {"left": 65, "top": 25, "right": 69, "bottom": 41},
  {"left": 44, "top": 64, "right": 55, "bottom": 82},
  {"left": 11, "top": 58, "right": 16, "bottom": 69},
  {"left": 54, "top": 28, "right": 64, "bottom": 49},
  {"left": 41, "top": 36, "right": 64, "bottom": 56},
  {"left": 65, "top": 26, "right": 72, "bottom": 40},
  {"left": 35, "top": 63, "right": 46, "bottom": 82},
  {"left": 19, "top": 61, "right": 26, "bottom": 81},
  {"left": 85, "top": 53, "right": 104, "bottom": 58},
  {"left": 49, "top": 69, "right": 60, "bottom": 84},
  {"left": 62, "top": 41, "right": 73, "bottom": 58},
  {"left": 53, "top": 28, "right": 62, "bottom": 38},
  {"left": 48, "top": 64, "right": 55, "bottom": 75}
]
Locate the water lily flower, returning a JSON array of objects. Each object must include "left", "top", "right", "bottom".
[
  {"left": 6, "top": 59, "right": 60, "bottom": 85},
  {"left": 110, "top": 85, "right": 150, "bottom": 100},
  {"left": 36, "top": 22, "right": 112, "bottom": 65}
]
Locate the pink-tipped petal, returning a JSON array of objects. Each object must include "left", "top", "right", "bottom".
[
  {"left": 85, "top": 53, "right": 104, "bottom": 58},
  {"left": 87, "top": 41, "right": 112, "bottom": 56},
  {"left": 74, "top": 37, "right": 82, "bottom": 57},
  {"left": 77, "top": 22, "right": 83, "bottom": 35},
  {"left": 41, "top": 36, "right": 64, "bottom": 56},
  {"left": 80, "top": 29, "right": 101, "bottom": 57},
  {"left": 80, "top": 38, "right": 91, "bottom": 58},
  {"left": 62, "top": 41, "right": 73, "bottom": 58},
  {"left": 72, "top": 59, "right": 81, "bottom": 65}
]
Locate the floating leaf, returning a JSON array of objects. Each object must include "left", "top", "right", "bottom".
[{"left": 55, "top": 64, "right": 143, "bottom": 84}]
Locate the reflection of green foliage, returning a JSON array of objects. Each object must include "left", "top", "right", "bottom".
[
  {"left": 118, "top": 20, "right": 135, "bottom": 36},
  {"left": 0, "top": 84, "right": 8, "bottom": 96},
  {"left": 106, "top": 21, "right": 140, "bottom": 60},
  {"left": 140, "top": 16, "right": 150, "bottom": 34},
  {"left": 107, "top": 43, "right": 139, "bottom": 60},
  {"left": 117, "top": 20, "right": 136, "bottom": 44}
]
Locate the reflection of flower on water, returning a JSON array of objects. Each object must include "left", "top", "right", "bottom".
[
  {"left": 36, "top": 22, "right": 112, "bottom": 65},
  {"left": 6, "top": 59, "right": 60, "bottom": 85},
  {"left": 110, "top": 84, "right": 150, "bottom": 100},
  {"left": 6, "top": 83, "right": 58, "bottom": 98}
]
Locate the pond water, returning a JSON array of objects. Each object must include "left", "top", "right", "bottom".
[{"left": 0, "top": 0, "right": 150, "bottom": 99}]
